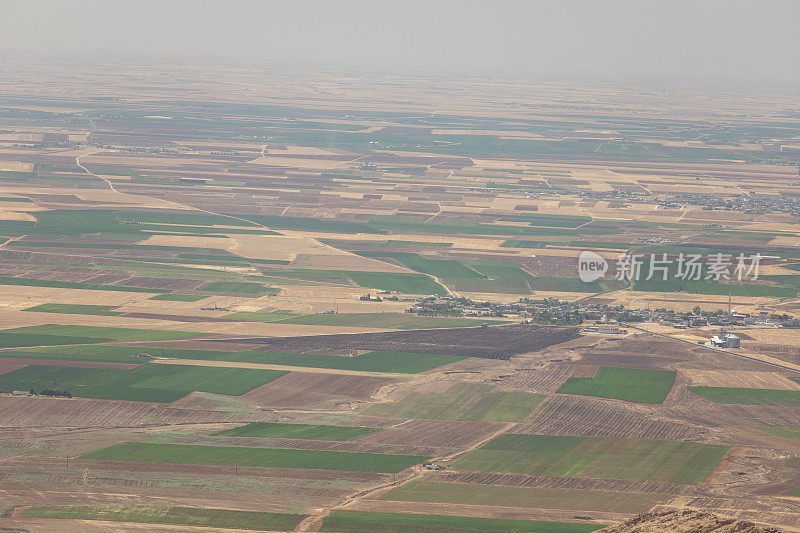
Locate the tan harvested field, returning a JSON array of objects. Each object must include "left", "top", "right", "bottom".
[
  {"left": 240, "top": 371, "right": 399, "bottom": 407},
  {"left": 682, "top": 369, "right": 800, "bottom": 390},
  {"left": 348, "top": 499, "right": 629, "bottom": 525},
  {"left": 492, "top": 363, "right": 575, "bottom": 393}
]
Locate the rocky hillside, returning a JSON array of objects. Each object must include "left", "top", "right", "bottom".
[{"left": 599, "top": 509, "right": 783, "bottom": 533}]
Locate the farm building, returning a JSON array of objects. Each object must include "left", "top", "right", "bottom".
[{"left": 711, "top": 333, "right": 740, "bottom": 349}]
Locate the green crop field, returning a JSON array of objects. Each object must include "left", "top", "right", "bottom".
[
  {"left": 346, "top": 271, "right": 448, "bottom": 295},
  {"left": 321, "top": 510, "right": 604, "bottom": 533},
  {"left": 0, "top": 209, "right": 279, "bottom": 237},
  {"left": 688, "top": 386, "right": 800, "bottom": 407},
  {"left": 0, "top": 276, "right": 171, "bottom": 293},
  {"left": 80, "top": 442, "right": 427, "bottom": 473},
  {"left": 8, "top": 241, "right": 234, "bottom": 254},
  {"left": 355, "top": 251, "right": 483, "bottom": 279},
  {"left": 557, "top": 367, "right": 677, "bottom": 403},
  {"left": 0, "top": 196, "right": 32, "bottom": 202},
  {"left": 0, "top": 364, "right": 286, "bottom": 402},
  {"left": 269, "top": 312, "right": 503, "bottom": 329},
  {"left": 224, "top": 311, "right": 302, "bottom": 322},
  {"left": 365, "top": 216, "right": 603, "bottom": 237},
  {"left": 4, "top": 209, "right": 282, "bottom": 236},
  {"left": 9, "top": 324, "right": 202, "bottom": 341},
  {"left": 365, "top": 382, "right": 544, "bottom": 422},
  {"left": 197, "top": 281, "right": 275, "bottom": 294},
  {"left": 755, "top": 427, "right": 800, "bottom": 442},
  {"left": 21, "top": 505, "right": 304, "bottom": 531},
  {"left": 526, "top": 276, "right": 605, "bottom": 293},
  {"left": 0, "top": 331, "right": 106, "bottom": 348},
  {"left": 265, "top": 268, "right": 448, "bottom": 295},
  {"left": 22, "top": 303, "right": 123, "bottom": 316},
  {"left": 148, "top": 293, "right": 208, "bottom": 301},
  {"left": 379, "top": 481, "right": 664, "bottom": 514},
  {"left": 466, "top": 260, "right": 530, "bottom": 279},
  {"left": 501, "top": 239, "right": 551, "bottom": 248},
  {"left": 634, "top": 279, "right": 795, "bottom": 298},
  {"left": 7, "top": 346, "right": 463, "bottom": 373},
  {"left": 115, "top": 256, "right": 251, "bottom": 267},
  {"left": 213, "top": 422, "right": 377, "bottom": 440},
  {"left": 242, "top": 214, "right": 384, "bottom": 234},
  {"left": 448, "top": 434, "right": 729, "bottom": 484},
  {"left": 451, "top": 277, "right": 533, "bottom": 294},
  {"left": 95, "top": 262, "right": 243, "bottom": 281},
  {"left": 497, "top": 213, "right": 591, "bottom": 228},
  {"left": 0, "top": 346, "right": 145, "bottom": 364},
  {"left": 630, "top": 261, "right": 798, "bottom": 297},
  {"left": 93, "top": 210, "right": 260, "bottom": 228}
]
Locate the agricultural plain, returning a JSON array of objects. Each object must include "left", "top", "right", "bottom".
[{"left": 0, "top": 56, "right": 799, "bottom": 532}]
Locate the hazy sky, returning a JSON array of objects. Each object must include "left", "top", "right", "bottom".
[{"left": 2, "top": 0, "right": 799, "bottom": 83}]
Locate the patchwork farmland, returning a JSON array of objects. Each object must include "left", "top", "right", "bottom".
[{"left": 0, "top": 52, "right": 799, "bottom": 533}]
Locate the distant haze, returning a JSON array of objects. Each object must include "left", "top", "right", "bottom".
[{"left": 2, "top": 0, "right": 799, "bottom": 83}]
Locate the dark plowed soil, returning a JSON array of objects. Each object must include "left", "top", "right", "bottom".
[{"left": 213, "top": 324, "right": 581, "bottom": 359}]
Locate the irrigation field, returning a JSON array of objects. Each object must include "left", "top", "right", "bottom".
[
  {"left": 79, "top": 442, "right": 428, "bottom": 473},
  {"left": 447, "top": 434, "right": 729, "bottom": 483},
  {"left": 557, "top": 367, "right": 677, "bottom": 404},
  {"left": 366, "top": 383, "right": 544, "bottom": 422},
  {"left": 213, "top": 422, "right": 377, "bottom": 440}
]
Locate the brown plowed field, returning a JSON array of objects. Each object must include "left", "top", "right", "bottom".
[
  {"left": 113, "top": 276, "right": 203, "bottom": 290},
  {"left": 241, "top": 371, "right": 396, "bottom": 408},
  {"left": 429, "top": 471, "right": 693, "bottom": 496},
  {"left": 571, "top": 365, "right": 599, "bottom": 378},
  {"left": 0, "top": 362, "right": 27, "bottom": 375},
  {"left": 491, "top": 364, "right": 574, "bottom": 393},
  {"left": 665, "top": 399, "right": 800, "bottom": 429},
  {"left": 574, "top": 340, "right": 697, "bottom": 369},
  {"left": 516, "top": 396, "right": 705, "bottom": 440},
  {"left": 575, "top": 336, "right": 769, "bottom": 371},
  {"left": 140, "top": 340, "right": 266, "bottom": 351},
  {"left": 682, "top": 369, "right": 800, "bottom": 390},
  {"left": 0, "top": 396, "right": 266, "bottom": 428},
  {"left": 651, "top": 497, "right": 800, "bottom": 530},
  {"left": 356, "top": 420, "right": 506, "bottom": 449}
]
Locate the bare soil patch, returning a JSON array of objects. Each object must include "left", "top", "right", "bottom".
[
  {"left": 516, "top": 395, "right": 705, "bottom": 440},
  {"left": 357, "top": 420, "right": 506, "bottom": 449},
  {"left": 682, "top": 369, "right": 800, "bottom": 390},
  {"left": 242, "top": 371, "right": 396, "bottom": 408}
]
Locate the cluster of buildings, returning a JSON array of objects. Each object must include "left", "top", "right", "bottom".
[
  {"left": 709, "top": 331, "right": 741, "bottom": 349},
  {"left": 407, "top": 296, "right": 800, "bottom": 330},
  {"left": 578, "top": 190, "right": 645, "bottom": 200},
  {"left": 657, "top": 193, "right": 800, "bottom": 217}
]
